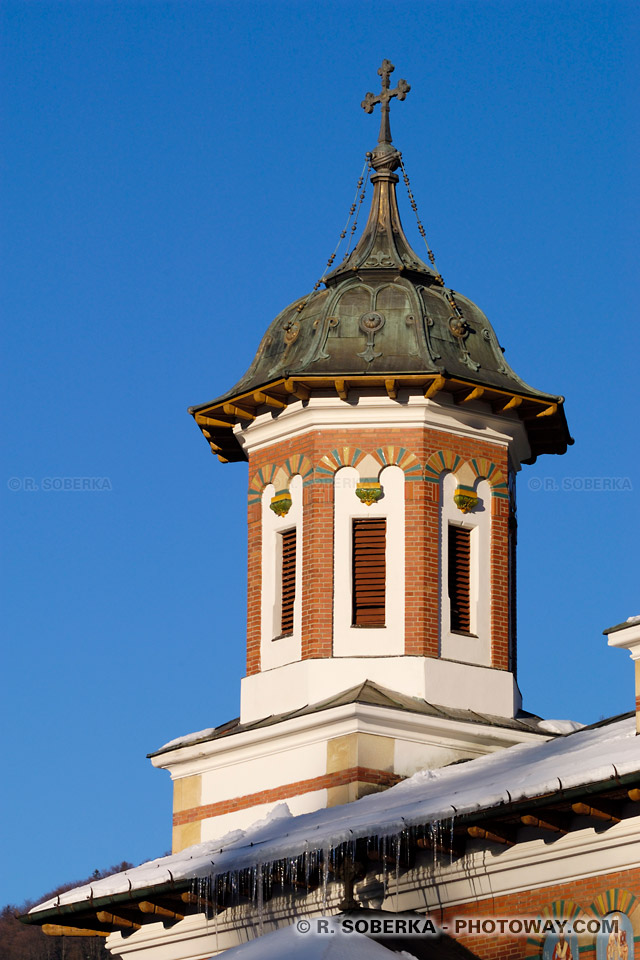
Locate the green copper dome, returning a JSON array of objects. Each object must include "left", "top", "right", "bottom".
[{"left": 190, "top": 62, "right": 572, "bottom": 464}]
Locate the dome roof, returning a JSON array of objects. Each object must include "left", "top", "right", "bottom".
[{"left": 190, "top": 64, "right": 572, "bottom": 464}]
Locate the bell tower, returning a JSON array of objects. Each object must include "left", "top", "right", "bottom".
[{"left": 154, "top": 62, "right": 573, "bottom": 852}]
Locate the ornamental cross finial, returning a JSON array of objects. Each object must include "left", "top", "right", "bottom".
[{"left": 361, "top": 59, "right": 410, "bottom": 145}]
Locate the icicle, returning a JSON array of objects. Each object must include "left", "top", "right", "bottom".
[
  {"left": 382, "top": 835, "right": 388, "bottom": 897},
  {"left": 433, "top": 820, "right": 440, "bottom": 869},
  {"left": 449, "top": 812, "right": 456, "bottom": 864},
  {"left": 395, "top": 833, "right": 401, "bottom": 914},
  {"left": 321, "top": 847, "right": 329, "bottom": 911},
  {"left": 256, "top": 863, "right": 264, "bottom": 934}
]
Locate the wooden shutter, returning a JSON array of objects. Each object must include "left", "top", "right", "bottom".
[
  {"left": 448, "top": 526, "right": 471, "bottom": 632},
  {"left": 352, "top": 518, "right": 386, "bottom": 627},
  {"left": 280, "top": 528, "right": 296, "bottom": 636}
]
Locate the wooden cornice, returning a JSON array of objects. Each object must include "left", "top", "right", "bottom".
[{"left": 191, "top": 373, "right": 566, "bottom": 464}]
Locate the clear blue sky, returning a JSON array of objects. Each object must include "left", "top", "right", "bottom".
[{"left": 1, "top": 0, "right": 638, "bottom": 908}]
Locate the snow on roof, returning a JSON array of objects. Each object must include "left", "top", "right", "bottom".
[
  {"left": 31, "top": 715, "right": 639, "bottom": 915},
  {"left": 159, "top": 727, "right": 218, "bottom": 751},
  {"left": 537, "top": 719, "right": 584, "bottom": 735},
  {"left": 218, "top": 919, "right": 411, "bottom": 958}
]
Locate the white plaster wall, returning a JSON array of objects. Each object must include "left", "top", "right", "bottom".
[
  {"left": 260, "top": 473, "right": 303, "bottom": 671},
  {"left": 393, "top": 733, "right": 491, "bottom": 777},
  {"left": 333, "top": 464, "right": 405, "bottom": 657},
  {"left": 199, "top": 790, "right": 328, "bottom": 842},
  {"left": 423, "top": 656, "right": 521, "bottom": 716},
  {"left": 199, "top": 738, "right": 326, "bottom": 805},
  {"left": 440, "top": 474, "right": 491, "bottom": 666}
]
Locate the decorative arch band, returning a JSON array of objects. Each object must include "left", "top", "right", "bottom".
[
  {"left": 590, "top": 889, "right": 637, "bottom": 918},
  {"left": 374, "top": 445, "right": 422, "bottom": 480},
  {"left": 248, "top": 455, "right": 314, "bottom": 505},
  {"left": 424, "top": 449, "right": 462, "bottom": 481},
  {"left": 424, "top": 450, "right": 508, "bottom": 499},
  {"left": 316, "top": 445, "right": 422, "bottom": 483}
]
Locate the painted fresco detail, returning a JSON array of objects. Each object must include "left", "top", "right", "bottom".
[
  {"left": 597, "top": 914, "right": 635, "bottom": 960},
  {"left": 543, "top": 932, "right": 578, "bottom": 960}
]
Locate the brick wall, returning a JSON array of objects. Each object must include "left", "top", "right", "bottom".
[
  {"left": 246, "top": 423, "right": 513, "bottom": 676},
  {"left": 437, "top": 867, "right": 640, "bottom": 960}
]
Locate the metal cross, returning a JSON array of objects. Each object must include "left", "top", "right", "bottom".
[{"left": 361, "top": 59, "right": 410, "bottom": 145}]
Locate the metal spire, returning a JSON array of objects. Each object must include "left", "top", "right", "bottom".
[{"left": 361, "top": 59, "right": 410, "bottom": 146}]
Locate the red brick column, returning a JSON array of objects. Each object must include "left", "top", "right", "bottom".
[
  {"left": 491, "top": 485, "right": 511, "bottom": 671},
  {"left": 405, "top": 476, "right": 440, "bottom": 657},
  {"left": 246, "top": 497, "right": 262, "bottom": 676},
  {"left": 301, "top": 471, "right": 334, "bottom": 660}
]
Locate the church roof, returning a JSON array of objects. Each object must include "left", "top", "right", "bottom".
[
  {"left": 215, "top": 916, "right": 483, "bottom": 959},
  {"left": 217, "top": 921, "right": 402, "bottom": 959},
  {"left": 26, "top": 713, "right": 639, "bottom": 930},
  {"left": 189, "top": 61, "right": 572, "bottom": 465},
  {"left": 148, "top": 680, "right": 548, "bottom": 759}
]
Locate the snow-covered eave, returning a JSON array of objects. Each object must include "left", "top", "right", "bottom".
[
  {"left": 24, "top": 718, "right": 640, "bottom": 926},
  {"left": 21, "top": 876, "right": 192, "bottom": 928}
]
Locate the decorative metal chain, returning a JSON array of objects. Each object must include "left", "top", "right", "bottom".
[
  {"left": 397, "top": 153, "right": 445, "bottom": 287},
  {"left": 343, "top": 154, "right": 372, "bottom": 257},
  {"left": 296, "top": 155, "right": 371, "bottom": 314}
]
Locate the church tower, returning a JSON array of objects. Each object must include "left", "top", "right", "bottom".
[{"left": 152, "top": 62, "right": 572, "bottom": 853}]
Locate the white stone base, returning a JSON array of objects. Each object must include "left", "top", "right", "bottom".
[{"left": 240, "top": 656, "right": 522, "bottom": 724}]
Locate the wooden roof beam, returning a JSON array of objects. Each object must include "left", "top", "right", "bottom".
[
  {"left": 385, "top": 378, "right": 397, "bottom": 400},
  {"left": 536, "top": 402, "right": 558, "bottom": 418},
  {"left": 571, "top": 801, "right": 621, "bottom": 824},
  {"left": 467, "top": 824, "right": 516, "bottom": 847},
  {"left": 253, "top": 391, "right": 287, "bottom": 410},
  {"left": 458, "top": 385, "right": 485, "bottom": 404},
  {"left": 521, "top": 813, "right": 569, "bottom": 836},
  {"left": 416, "top": 835, "right": 466, "bottom": 858},
  {"left": 424, "top": 375, "right": 446, "bottom": 400},
  {"left": 179, "top": 890, "right": 225, "bottom": 915},
  {"left": 497, "top": 395, "right": 523, "bottom": 412},
  {"left": 138, "top": 900, "right": 184, "bottom": 921},
  {"left": 95, "top": 910, "right": 141, "bottom": 931},
  {"left": 335, "top": 379, "right": 349, "bottom": 401},
  {"left": 223, "top": 403, "right": 255, "bottom": 421},
  {"left": 43, "top": 924, "right": 109, "bottom": 937},
  {"left": 284, "top": 378, "right": 310, "bottom": 401},
  {"left": 195, "top": 414, "right": 233, "bottom": 429}
]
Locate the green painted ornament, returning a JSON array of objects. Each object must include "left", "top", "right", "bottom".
[
  {"left": 356, "top": 480, "right": 383, "bottom": 506},
  {"left": 270, "top": 491, "right": 293, "bottom": 517},
  {"left": 453, "top": 485, "right": 479, "bottom": 514}
]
